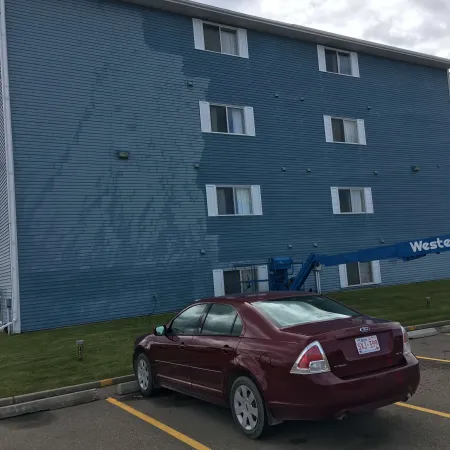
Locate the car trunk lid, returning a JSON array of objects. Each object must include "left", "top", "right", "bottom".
[{"left": 283, "top": 317, "right": 405, "bottom": 378}]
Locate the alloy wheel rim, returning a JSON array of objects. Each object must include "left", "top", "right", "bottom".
[
  {"left": 137, "top": 358, "right": 149, "bottom": 390},
  {"left": 233, "top": 385, "right": 258, "bottom": 431}
]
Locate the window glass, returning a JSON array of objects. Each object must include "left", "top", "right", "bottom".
[
  {"left": 331, "top": 118, "right": 345, "bottom": 142},
  {"left": 217, "top": 187, "right": 235, "bottom": 215},
  {"left": 338, "top": 189, "right": 352, "bottom": 213},
  {"left": 227, "top": 108, "right": 244, "bottom": 134},
  {"left": 232, "top": 315, "right": 243, "bottom": 336},
  {"left": 170, "top": 304, "right": 207, "bottom": 335},
  {"left": 239, "top": 268, "right": 257, "bottom": 293},
  {"left": 234, "top": 188, "right": 252, "bottom": 215},
  {"left": 325, "top": 49, "right": 338, "bottom": 73},
  {"left": 346, "top": 262, "right": 361, "bottom": 286},
  {"left": 344, "top": 120, "right": 358, "bottom": 143},
  {"left": 338, "top": 52, "right": 352, "bottom": 75},
  {"left": 201, "top": 304, "right": 238, "bottom": 335},
  {"left": 350, "top": 189, "right": 365, "bottom": 213},
  {"left": 220, "top": 28, "right": 238, "bottom": 55},
  {"left": 224, "top": 270, "right": 241, "bottom": 295},
  {"left": 252, "top": 296, "right": 358, "bottom": 328},
  {"left": 210, "top": 105, "right": 228, "bottom": 133},
  {"left": 359, "top": 262, "right": 373, "bottom": 284},
  {"left": 203, "top": 24, "right": 221, "bottom": 52}
]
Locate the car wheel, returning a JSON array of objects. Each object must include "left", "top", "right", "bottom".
[
  {"left": 230, "top": 376, "right": 268, "bottom": 440},
  {"left": 135, "top": 353, "right": 153, "bottom": 397}
]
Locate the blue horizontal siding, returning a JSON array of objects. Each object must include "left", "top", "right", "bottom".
[{"left": 5, "top": 0, "right": 450, "bottom": 331}]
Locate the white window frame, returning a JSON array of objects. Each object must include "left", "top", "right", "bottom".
[
  {"left": 206, "top": 185, "right": 262, "bottom": 217},
  {"left": 323, "top": 116, "right": 366, "bottom": 145},
  {"left": 317, "top": 45, "right": 360, "bottom": 77},
  {"left": 193, "top": 18, "right": 249, "bottom": 58},
  {"left": 199, "top": 101, "right": 255, "bottom": 136},
  {"left": 213, "top": 265, "right": 269, "bottom": 297},
  {"left": 339, "top": 261, "right": 381, "bottom": 288},
  {"left": 330, "top": 187, "right": 374, "bottom": 215}
]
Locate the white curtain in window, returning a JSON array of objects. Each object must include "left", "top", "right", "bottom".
[
  {"left": 351, "top": 189, "right": 364, "bottom": 213},
  {"left": 235, "top": 188, "right": 252, "bottom": 215},
  {"left": 228, "top": 108, "right": 244, "bottom": 134},
  {"left": 221, "top": 29, "right": 238, "bottom": 55},
  {"left": 344, "top": 120, "right": 358, "bottom": 143},
  {"left": 359, "top": 262, "right": 373, "bottom": 284}
]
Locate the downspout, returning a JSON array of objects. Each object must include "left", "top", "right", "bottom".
[{"left": 0, "top": 0, "right": 20, "bottom": 334}]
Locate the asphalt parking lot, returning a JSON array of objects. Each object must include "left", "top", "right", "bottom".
[{"left": 1, "top": 334, "right": 449, "bottom": 450}]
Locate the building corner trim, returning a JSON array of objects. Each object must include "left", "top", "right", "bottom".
[{"left": 0, "top": 0, "right": 20, "bottom": 333}]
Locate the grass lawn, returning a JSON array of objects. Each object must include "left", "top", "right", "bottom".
[
  {"left": 1, "top": 279, "right": 450, "bottom": 399},
  {"left": 333, "top": 279, "right": 450, "bottom": 326},
  {"left": 0, "top": 314, "right": 173, "bottom": 399}
]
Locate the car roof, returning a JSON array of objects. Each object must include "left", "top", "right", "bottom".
[{"left": 194, "top": 291, "right": 318, "bottom": 305}]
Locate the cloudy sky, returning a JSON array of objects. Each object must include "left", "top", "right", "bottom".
[{"left": 197, "top": 0, "right": 449, "bottom": 58}]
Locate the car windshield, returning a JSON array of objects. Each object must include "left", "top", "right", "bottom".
[{"left": 252, "top": 296, "right": 360, "bottom": 328}]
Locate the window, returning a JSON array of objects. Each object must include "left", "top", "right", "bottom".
[
  {"left": 251, "top": 296, "right": 360, "bottom": 328},
  {"left": 192, "top": 19, "right": 249, "bottom": 58},
  {"left": 213, "top": 265, "right": 269, "bottom": 297},
  {"left": 224, "top": 268, "right": 257, "bottom": 295},
  {"left": 199, "top": 102, "right": 255, "bottom": 136},
  {"left": 206, "top": 185, "right": 262, "bottom": 216},
  {"left": 170, "top": 304, "right": 207, "bottom": 335},
  {"left": 211, "top": 105, "right": 245, "bottom": 134},
  {"left": 339, "top": 261, "right": 381, "bottom": 287},
  {"left": 330, "top": 187, "right": 374, "bottom": 214},
  {"left": 323, "top": 116, "right": 366, "bottom": 145},
  {"left": 317, "top": 45, "right": 359, "bottom": 77},
  {"left": 201, "top": 304, "right": 242, "bottom": 336}
]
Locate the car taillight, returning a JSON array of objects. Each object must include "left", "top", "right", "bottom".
[
  {"left": 402, "top": 327, "right": 412, "bottom": 355},
  {"left": 290, "top": 341, "right": 330, "bottom": 375}
]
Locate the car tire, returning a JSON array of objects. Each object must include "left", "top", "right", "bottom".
[
  {"left": 134, "top": 353, "right": 154, "bottom": 397},
  {"left": 230, "top": 376, "right": 268, "bottom": 440}
]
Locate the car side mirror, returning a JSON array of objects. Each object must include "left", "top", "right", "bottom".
[{"left": 154, "top": 325, "right": 166, "bottom": 336}]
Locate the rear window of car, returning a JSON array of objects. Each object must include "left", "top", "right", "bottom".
[{"left": 251, "top": 296, "right": 359, "bottom": 328}]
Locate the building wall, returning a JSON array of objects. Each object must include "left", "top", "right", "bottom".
[
  {"left": 5, "top": 0, "right": 450, "bottom": 331},
  {"left": 0, "top": 10, "right": 11, "bottom": 326}
]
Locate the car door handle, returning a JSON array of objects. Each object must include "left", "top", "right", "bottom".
[
  {"left": 222, "top": 345, "right": 232, "bottom": 353},
  {"left": 178, "top": 342, "right": 185, "bottom": 350}
]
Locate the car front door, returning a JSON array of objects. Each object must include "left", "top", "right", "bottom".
[
  {"left": 189, "top": 303, "right": 243, "bottom": 401},
  {"left": 151, "top": 304, "right": 207, "bottom": 392}
]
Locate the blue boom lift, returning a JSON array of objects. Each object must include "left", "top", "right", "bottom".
[{"left": 267, "top": 233, "right": 450, "bottom": 293}]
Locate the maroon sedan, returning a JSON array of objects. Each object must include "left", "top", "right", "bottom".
[{"left": 133, "top": 292, "right": 419, "bottom": 439}]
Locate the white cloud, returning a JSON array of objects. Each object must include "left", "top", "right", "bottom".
[{"left": 197, "top": 0, "right": 450, "bottom": 58}]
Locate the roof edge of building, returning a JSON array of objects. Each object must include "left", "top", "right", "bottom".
[{"left": 123, "top": 0, "right": 450, "bottom": 70}]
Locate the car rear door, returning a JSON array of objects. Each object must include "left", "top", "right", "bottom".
[
  {"left": 151, "top": 304, "right": 207, "bottom": 391},
  {"left": 189, "top": 303, "right": 243, "bottom": 401}
]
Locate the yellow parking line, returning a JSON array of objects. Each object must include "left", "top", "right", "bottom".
[
  {"left": 416, "top": 356, "right": 450, "bottom": 363},
  {"left": 396, "top": 402, "right": 450, "bottom": 419},
  {"left": 106, "top": 397, "right": 211, "bottom": 450}
]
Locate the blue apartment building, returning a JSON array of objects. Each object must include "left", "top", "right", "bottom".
[{"left": 1, "top": 0, "right": 450, "bottom": 333}]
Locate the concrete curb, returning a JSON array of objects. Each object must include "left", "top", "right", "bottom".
[
  {"left": 405, "top": 319, "right": 450, "bottom": 339},
  {"left": 0, "top": 374, "right": 135, "bottom": 407},
  {"left": 404, "top": 319, "right": 450, "bottom": 332},
  {"left": 116, "top": 381, "right": 139, "bottom": 395},
  {"left": 408, "top": 328, "right": 439, "bottom": 339},
  {"left": 0, "top": 389, "right": 100, "bottom": 420}
]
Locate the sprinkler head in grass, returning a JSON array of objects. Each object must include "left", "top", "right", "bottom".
[
  {"left": 425, "top": 297, "right": 431, "bottom": 309},
  {"left": 76, "top": 340, "right": 85, "bottom": 360}
]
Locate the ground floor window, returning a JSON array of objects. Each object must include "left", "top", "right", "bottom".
[
  {"left": 213, "top": 266, "right": 269, "bottom": 297},
  {"left": 339, "top": 260, "right": 381, "bottom": 288}
]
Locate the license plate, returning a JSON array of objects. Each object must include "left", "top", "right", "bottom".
[{"left": 355, "top": 335, "right": 380, "bottom": 355}]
